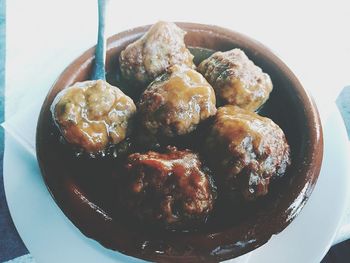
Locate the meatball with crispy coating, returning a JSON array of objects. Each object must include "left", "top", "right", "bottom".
[
  {"left": 51, "top": 80, "right": 136, "bottom": 155},
  {"left": 119, "top": 21, "right": 195, "bottom": 87},
  {"left": 138, "top": 64, "right": 217, "bottom": 138},
  {"left": 204, "top": 105, "right": 290, "bottom": 201},
  {"left": 198, "top": 49, "right": 273, "bottom": 111},
  {"left": 119, "top": 146, "right": 216, "bottom": 229}
]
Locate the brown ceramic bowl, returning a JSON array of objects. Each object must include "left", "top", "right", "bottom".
[{"left": 36, "top": 23, "right": 323, "bottom": 262}]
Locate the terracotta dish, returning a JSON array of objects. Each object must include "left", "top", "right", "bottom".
[{"left": 36, "top": 23, "right": 323, "bottom": 262}]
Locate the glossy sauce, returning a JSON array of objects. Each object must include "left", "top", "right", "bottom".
[
  {"left": 37, "top": 42, "right": 318, "bottom": 262},
  {"left": 138, "top": 64, "right": 217, "bottom": 137},
  {"left": 49, "top": 47, "right": 290, "bottom": 233},
  {"left": 51, "top": 80, "right": 136, "bottom": 155},
  {"left": 120, "top": 147, "right": 216, "bottom": 229}
]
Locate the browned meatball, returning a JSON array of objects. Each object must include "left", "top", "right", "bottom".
[
  {"left": 198, "top": 49, "right": 273, "bottom": 111},
  {"left": 51, "top": 80, "right": 136, "bottom": 155},
  {"left": 119, "top": 146, "right": 216, "bottom": 229},
  {"left": 204, "top": 106, "right": 290, "bottom": 201},
  {"left": 138, "top": 64, "right": 217, "bottom": 137},
  {"left": 119, "top": 21, "right": 195, "bottom": 87}
]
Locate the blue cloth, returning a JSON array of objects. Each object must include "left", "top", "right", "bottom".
[
  {"left": 0, "top": 0, "right": 29, "bottom": 261},
  {"left": 337, "top": 87, "right": 350, "bottom": 140}
]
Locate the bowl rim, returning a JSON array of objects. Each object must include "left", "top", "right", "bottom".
[{"left": 36, "top": 22, "right": 324, "bottom": 262}]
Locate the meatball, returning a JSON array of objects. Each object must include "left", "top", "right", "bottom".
[
  {"left": 138, "top": 64, "right": 217, "bottom": 137},
  {"left": 198, "top": 48, "right": 273, "bottom": 111},
  {"left": 52, "top": 80, "right": 136, "bottom": 155},
  {"left": 204, "top": 105, "right": 290, "bottom": 201},
  {"left": 119, "top": 21, "right": 195, "bottom": 87},
  {"left": 119, "top": 146, "right": 216, "bottom": 229}
]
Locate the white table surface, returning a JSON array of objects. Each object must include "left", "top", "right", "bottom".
[
  {"left": 6, "top": 0, "right": 350, "bottom": 120},
  {"left": 4, "top": 0, "right": 350, "bottom": 261}
]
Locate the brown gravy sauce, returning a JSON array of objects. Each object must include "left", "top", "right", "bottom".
[{"left": 43, "top": 47, "right": 295, "bottom": 261}]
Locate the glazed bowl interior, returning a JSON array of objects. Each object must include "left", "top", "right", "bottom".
[{"left": 36, "top": 23, "right": 323, "bottom": 262}]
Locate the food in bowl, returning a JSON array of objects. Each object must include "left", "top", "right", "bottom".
[
  {"left": 138, "top": 64, "right": 217, "bottom": 138},
  {"left": 51, "top": 79, "right": 136, "bottom": 156},
  {"left": 118, "top": 146, "right": 217, "bottom": 230},
  {"left": 37, "top": 21, "right": 323, "bottom": 262},
  {"left": 204, "top": 105, "right": 291, "bottom": 201},
  {"left": 119, "top": 21, "right": 195, "bottom": 88},
  {"left": 198, "top": 48, "right": 273, "bottom": 111},
  {"left": 51, "top": 20, "right": 290, "bottom": 226}
]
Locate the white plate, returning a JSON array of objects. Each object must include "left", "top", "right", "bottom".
[{"left": 3, "top": 104, "right": 349, "bottom": 263}]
